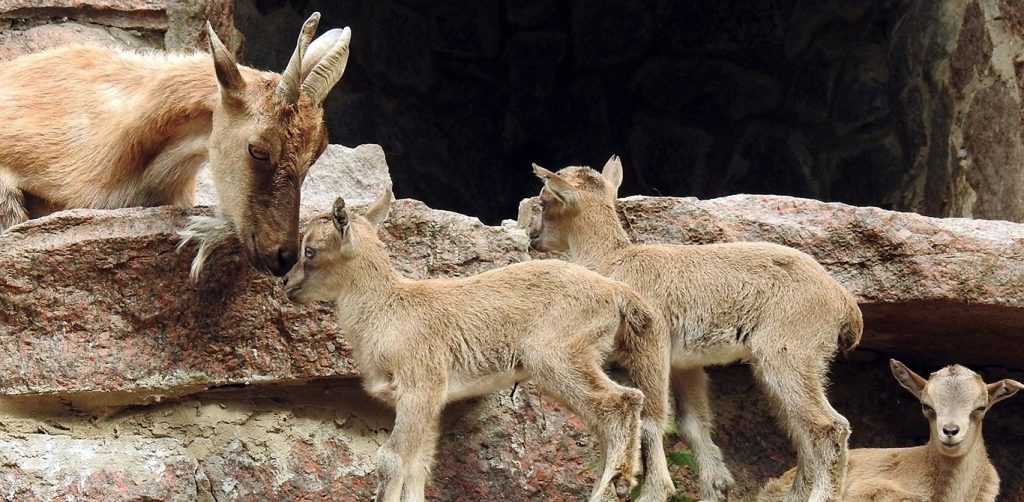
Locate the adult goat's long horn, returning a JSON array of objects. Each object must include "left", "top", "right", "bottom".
[
  {"left": 275, "top": 12, "right": 321, "bottom": 104},
  {"left": 300, "top": 27, "right": 352, "bottom": 106}
]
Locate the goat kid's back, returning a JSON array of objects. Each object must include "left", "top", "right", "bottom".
[{"left": 611, "top": 240, "right": 863, "bottom": 358}]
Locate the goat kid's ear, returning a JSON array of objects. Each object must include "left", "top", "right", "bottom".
[
  {"left": 532, "top": 163, "right": 578, "bottom": 206},
  {"left": 332, "top": 197, "right": 349, "bottom": 233},
  {"left": 891, "top": 359, "right": 927, "bottom": 398},
  {"left": 601, "top": 155, "right": 624, "bottom": 194},
  {"left": 364, "top": 183, "right": 393, "bottom": 227},
  {"left": 987, "top": 379, "right": 1024, "bottom": 406},
  {"left": 207, "top": 22, "right": 245, "bottom": 97},
  {"left": 332, "top": 197, "right": 357, "bottom": 253}
]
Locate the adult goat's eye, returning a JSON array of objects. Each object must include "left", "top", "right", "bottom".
[
  {"left": 922, "top": 404, "right": 934, "bottom": 413},
  {"left": 304, "top": 247, "right": 316, "bottom": 259},
  {"left": 974, "top": 406, "right": 987, "bottom": 413},
  {"left": 248, "top": 143, "right": 270, "bottom": 161}
]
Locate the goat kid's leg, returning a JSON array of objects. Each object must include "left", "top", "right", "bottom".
[
  {"left": 400, "top": 412, "right": 442, "bottom": 502},
  {"left": 672, "top": 367, "right": 734, "bottom": 501},
  {"left": 754, "top": 358, "right": 850, "bottom": 502},
  {"left": 531, "top": 351, "right": 643, "bottom": 501},
  {"left": 0, "top": 169, "right": 28, "bottom": 231},
  {"left": 618, "top": 320, "right": 674, "bottom": 502},
  {"left": 377, "top": 392, "right": 445, "bottom": 502},
  {"left": 584, "top": 382, "right": 643, "bottom": 502}
]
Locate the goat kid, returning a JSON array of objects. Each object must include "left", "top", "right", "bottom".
[
  {"left": 283, "top": 186, "right": 675, "bottom": 502},
  {"left": 760, "top": 360, "right": 1023, "bottom": 502},
  {"left": 0, "top": 13, "right": 350, "bottom": 279},
  {"left": 524, "top": 156, "right": 864, "bottom": 502}
]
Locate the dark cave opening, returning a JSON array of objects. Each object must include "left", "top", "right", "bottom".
[{"left": 235, "top": 0, "right": 910, "bottom": 224}]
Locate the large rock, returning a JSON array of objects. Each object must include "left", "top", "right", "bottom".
[
  {"left": 0, "top": 201, "right": 526, "bottom": 402},
  {"left": 520, "top": 194, "right": 1024, "bottom": 368},
  {"left": 3, "top": 172, "right": 1024, "bottom": 499},
  {"left": 6, "top": 177, "right": 1024, "bottom": 398}
]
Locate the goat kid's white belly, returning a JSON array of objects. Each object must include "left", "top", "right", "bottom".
[
  {"left": 361, "top": 368, "right": 531, "bottom": 405},
  {"left": 446, "top": 369, "right": 531, "bottom": 402},
  {"left": 671, "top": 341, "right": 753, "bottom": 369}
]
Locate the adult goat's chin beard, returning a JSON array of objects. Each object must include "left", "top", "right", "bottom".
[{"left": 176, "top": 215, "right": 237, "bottom": 283}]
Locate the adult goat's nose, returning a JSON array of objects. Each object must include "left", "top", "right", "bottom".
[
  {"left": 942, "top": 424, "right": 960, "bottom": 437},
  {"left": 272, "top": 245, "right": 298, "bottom": 276}
]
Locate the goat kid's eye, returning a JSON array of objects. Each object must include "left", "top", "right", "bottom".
[
  {"left": 304, "top": 247, "right": 316, "bottom": 259},
  {"left": 248, "top": 143, "right": 270, "bottom": 161},
  {"left": 974, "top": 406, "right": 987, "bottom": 413},
  {"left": 922, "top": 404, "right": 934, "bottom": 413}
]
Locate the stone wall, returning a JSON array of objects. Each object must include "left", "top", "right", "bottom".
[
  {"left": 3, "top": 146, "right": 1024, "bottom": 500},
  {"left": 895, "top": 0, "right": 1024, "bottom": 222},
  {"left": 0, "top": 0, "right": 240, "bottom": 60},
  {"left": 235, "top": 0, "right": 1024, "bottom": 225}
]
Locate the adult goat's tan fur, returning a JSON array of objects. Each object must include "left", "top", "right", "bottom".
[
  {"left": 524, "top": 156, "right": 864, "bottom": 502},
  {"left": 760, "top": 360, "right": 1022, "bottom": 502},
  {"left": 0, "top": 13, "right": 351, "bottom": 278},
  {"left": 282, "top": 186, "right": 675, "bottom": 502}
]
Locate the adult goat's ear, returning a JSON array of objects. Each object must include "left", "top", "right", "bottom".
[
  {"left": 532, "top": 163, "right": 578, "bottom": 206},
  {"left": 891, "top": 359, "right": 927, "bottom": 399},
  {"left": 207, "top": 22, "right": 244, "bottom": 99},
  {"left": 987, "top": 379, "right": 1024, "bottom": 406},
  {"left": 365, "top": 183, "right": 393, "bottom": 227},
  {"left": 601, "top": 155, "right": 624, "bottom": 196}
]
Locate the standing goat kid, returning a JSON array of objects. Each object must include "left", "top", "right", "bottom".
[
  {"left": 525, "top": 157, "right": 864, "bottom": 502},
  {"left": 760, "top": 360, "right": 1022, "bottom": 501},
  {"left": 0, "top": 13, "right": 350, "bottom": 278},
  {"left": 283, "top": 186, "right": 675, "bottom": 502}
]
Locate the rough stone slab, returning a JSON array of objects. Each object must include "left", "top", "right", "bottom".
[
  {"left": 519, "top": 193, "right": 1024, "bottom": 368},
  {"left": 0, "top": 22, "right": 127, "bottom": 61},
  {"left": 0, "top": 201, "right": 527, "bottom": 401},
  {"left": 4, "top": 187, "right": 1024, "bottom": 402},
  {"left": 0, "top": 0, "right": 165, "bottom": 11},
  {"left": 0, "top": 0, "right": 168, "bottom": 30},
  {"left": 0, "top": 382, "right": 611, "bottom": 502}
]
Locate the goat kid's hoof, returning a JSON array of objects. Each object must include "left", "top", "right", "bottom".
[
  {"left": 701, "top": 478, "right": 731, "bottom": 502},
  {"left": 613, "top": 477, "right": 633, "bottom": 500}
]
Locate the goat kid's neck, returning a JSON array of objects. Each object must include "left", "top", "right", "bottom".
[
  {"left": 926, "top": 435, "right": 991, "bottom": 501},
  {"left": 566, "top": 207, "right": 632, "bottom": 270},
  {"left": 331, "top": 252, "right": 402, "bottom": 334}
]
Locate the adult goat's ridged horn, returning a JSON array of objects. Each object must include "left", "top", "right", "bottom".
[
  {"left": 300, "top": 27, "right": 352, "bottom": 105},
  {"left": 276, "top": 12, "right": 321, "bottom": 104}
]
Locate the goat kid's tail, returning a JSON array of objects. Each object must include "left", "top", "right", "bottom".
[
  {"left": 838, "top": 292, "right": 864, "bottom": 354},
  {"left": 615, "top": 288, "right": 670, "bottom": 423}
]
